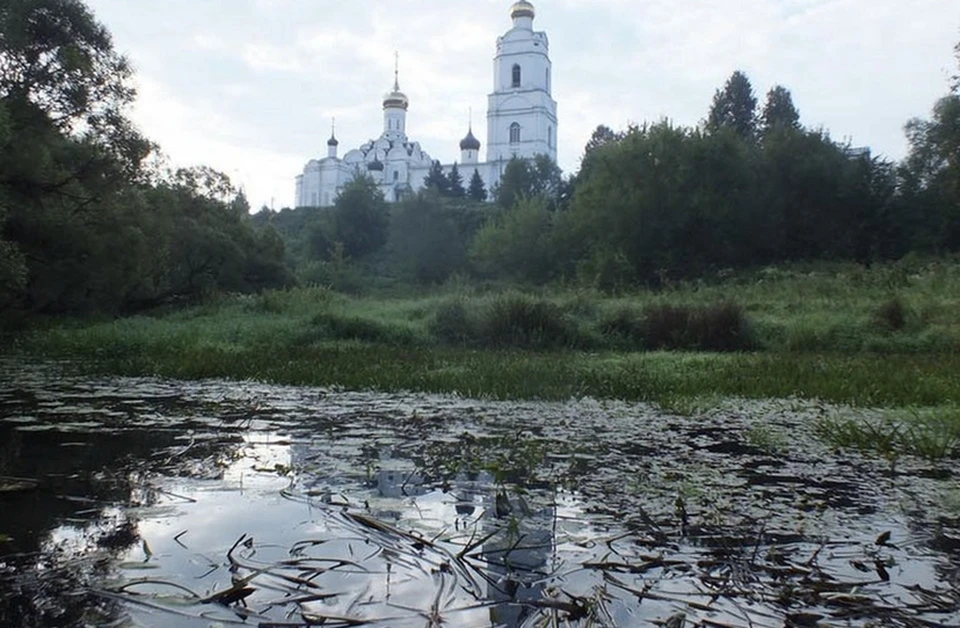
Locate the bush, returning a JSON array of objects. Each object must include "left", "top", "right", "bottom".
[
  {"left": 874, "top": 297, "right": 908, "bottom": 332},
  {"left": 306, "top": 311, "right": 417, "bottom": 345},
  {"left": 481, "top": 293, "right": 577, "bottom": 349},
  {"left": 642, "top": 302, "right": 751, "bottom": 351},
  {"left": 429, "top": 300, "right": 474, "bottom": 345},
  {"left": 599, "top": 306, "right": 645, "bottom": 348}
]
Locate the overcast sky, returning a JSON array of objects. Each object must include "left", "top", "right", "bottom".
[{"left": 83, "top": 0, "right": 958, "bottom": 210}]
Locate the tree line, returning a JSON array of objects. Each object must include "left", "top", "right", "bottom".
[
  {"left": 3, "top": 0, "right": 959, "bottom": 318},
  {"left": 0, "top": 0, "right": 291, "bottom": 318},
  {"left": 266, "top": 57, "right": 960, "bottom": 291}
]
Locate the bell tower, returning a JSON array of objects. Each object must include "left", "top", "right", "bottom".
[
  {"left": 383, "top": 53, "right": 409, "bottom": 140},
  {"left": 486, "top": 1, "right": 558, "bottom": 164}
]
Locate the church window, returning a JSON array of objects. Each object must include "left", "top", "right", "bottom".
[
  {"left": 546, "top": 67, "right": 551, "bottom": 92},
  {"left": 548, "top": 126, "right": 553, "bottom": 149},
  {"left": 512, "top": 64, "right": 521, "bottom": 88},
  {"left": 510, "top": 122, "right": 521, "bottom": 144},
  {"left": 393, "top": 170, "right": 399, "bottom": 182}
]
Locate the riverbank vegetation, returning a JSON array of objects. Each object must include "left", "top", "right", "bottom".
[
  {"left": 2, "top": 1, "right": 960, "bottom": 409},
  {"left": 15, "top": 259, "right": 960, "bottom": 407}
]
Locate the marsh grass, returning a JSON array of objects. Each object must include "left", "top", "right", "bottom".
[
  {"left": 15, "top": 260, "right": 960, "bottom": 405},
  {"left": 745, "top": 425, "right": 790, "bottom": 454},
  {"left": 816, "top": 407, "right": 960, "bottom": 460}
]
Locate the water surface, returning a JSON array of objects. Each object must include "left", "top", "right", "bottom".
[{"left": 1, "top": 361, "right": 957, "bottom": 626}]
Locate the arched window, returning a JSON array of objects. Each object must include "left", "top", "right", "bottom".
[
  {"left": 512, "top": 64, "right": 521, "bottom": 88},
  {"left": 548, "top": 126, "right": 553, "bottom": 149},
  {"left": 510, "top": 122, "right": 521, "bottom": 144}
]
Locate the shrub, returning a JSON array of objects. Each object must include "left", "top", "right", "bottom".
[
  {"left": 429, "top": 300, "right": 474, "bottom": 345},
  {"left": 690, "top": 302, "right": 752, "bottom": 351},
  {"left": 642, "top": 304, "right": 694, "bottom": 350},
  {"left": 307, "top": 311, "right": 417, "bottom": 345},
  {"left": 874, "top": 297, "right": 908, "bottom": 332},
  {"left": 481, "top": 293, "right": 576, "bottom": 349},
  {"left": 642, "top": 302, "right": 751, "bottom": 351},
  {"left": 598, "top": 306, "right": 645, "bottom": 348}
]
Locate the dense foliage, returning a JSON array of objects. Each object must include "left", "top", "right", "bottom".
[
  {"left": 0, "top": 0, "right": 290, "bottom": 318},
  {"left": 4, "top": 0, "right": 960, "bottom": 318}
]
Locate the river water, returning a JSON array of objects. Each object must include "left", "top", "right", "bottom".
[{"left": 0, "top": 361, "right": 957, "bottom": 627}]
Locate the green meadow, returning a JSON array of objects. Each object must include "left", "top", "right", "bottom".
[{"left": 12, "top": 259, "right": 960, "bottom": 409}]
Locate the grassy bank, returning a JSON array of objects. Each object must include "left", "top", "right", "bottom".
[{"left": 9, "top": 260, "right": 960, "bottom": 407}]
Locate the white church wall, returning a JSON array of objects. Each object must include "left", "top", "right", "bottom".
[{"left": 293, "top": 2, "right": 557, "bottom": 208}]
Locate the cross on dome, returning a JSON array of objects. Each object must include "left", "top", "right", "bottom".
[{"left": 383, "top": 51, "right": 409, "bottom": 111}]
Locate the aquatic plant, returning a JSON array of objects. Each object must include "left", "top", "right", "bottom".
[{"left": 815, "top": 407, "right": 960, "bottom": 460}]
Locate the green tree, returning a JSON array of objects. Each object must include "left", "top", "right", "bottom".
[
  {"left": 470, "top": 196, "right": 555, "bottom": 282},
  {"left": 468, "top": 168, "right": 488, "bottom": 202},
  {"left": 494, "top": 155, "right": 562, "bottom": 209},
  {"left": 423, "top": 160, "right": 450, "bottom": 196},
  {"left": 0, "top": 103, "right": 25, "bottom": 309},
  {"left": 0, "top": 0, "right": 149, "bottom": 171},
  {"left": 707, "top": 70, "right": 758, "bottom": 140},
  {"left": 902, "top": 94, "right": 960, "bottom": 250},
  {"left": 331, "top": 176, "right": 389, "bottom": 258},
  {"left": 583, "top": 124, "right": 621, "bottom": 156},
  {"left": 953, "top": 39, "right": 960, "bottom": 94},
  {"left": 760, "top": 85, "right": 801, "bottom": 137},
  {"left": 446, "top": 162, "right": 465, "bottom": 198},
  {"left": 389, "top": 191, "right": 470, "bottom": 284}
]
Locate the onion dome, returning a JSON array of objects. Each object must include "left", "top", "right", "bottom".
[
  {"left": 383, "top": 74, "right": 409, "bottom": 111},
  {"left": 383, "top": 89, "right": 409, "bottom": 111},
  {"left": 510, "top": 1, "right": 535, "bottom": 20},
  {"left": 367, "top": 158, "right": 384, "bottom": 172},
  {"left": 460, "top": 128, "right": 481, "bottom": 151},
  {"left": 327, "top": 134, "right": 339, "bottom": 147}
]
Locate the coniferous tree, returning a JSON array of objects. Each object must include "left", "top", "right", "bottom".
[
  {"left": 423, "top": 160, "right": 450, "bottom": 196},
  {"left": 584, "top": 124, "right": 620, "bottom": 156},
  {"left": 760, "top": 85, "right": 801, "bottom": 137},
  {"left": 468, "top": 169, "right": 488, "bottom": 202},
  {"left": 953, "top": 40, "right": 960, "bottom": 94},
  {"left": 447, "top": 162, "right": 466, "bottom": 198},
  {"left": 707, "top": 71, "right": 758, "bottom": 140},
  {"left": 330, "top": 176, "right": 389, "bottom": 258}
]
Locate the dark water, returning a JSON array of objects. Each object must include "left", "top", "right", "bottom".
[{"left": 0, "top": 361, "right": 957, "bottom": 627}]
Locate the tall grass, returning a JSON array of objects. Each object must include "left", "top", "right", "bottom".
[
  {"left": 816, "top": 407, "right": 960, "bottom": 460},
  {"left": 13, "top": 259, "right": 960, "bottom": 405}
]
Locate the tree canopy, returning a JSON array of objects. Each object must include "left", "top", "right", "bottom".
[
  {"left": 760, "top": 85, "right": 801, "bottom": 137},
  {"left": 707, "top": 70, "right": 758, "bottom": 140},
  {"left": 0, "top": 0, "right": 290, "bottom": 315}
]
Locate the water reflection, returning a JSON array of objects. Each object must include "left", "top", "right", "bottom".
[{"left": 1, "top": 361, "right": 958, "bottom": 627}]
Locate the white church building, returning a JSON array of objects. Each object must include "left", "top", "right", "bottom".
[{"left": 294, "top": 1, "right": 558, "bottom": 208}]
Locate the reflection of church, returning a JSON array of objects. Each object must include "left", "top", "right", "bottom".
[{"left": 294, "top": 1, "right": 558, "bottom": 207}]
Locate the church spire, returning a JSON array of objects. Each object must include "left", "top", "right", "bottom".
[
  {"left": 394, "top": 51, "right": 400, "bottom": 91},
  {"left": 327, "top": 117, "right": 338, "bottom": 145},
  {"left": 460, "top": 107, "right": 481, "bottom": 164},
  {"left": 383, "top": 51, "right": 409, "bottom": 112},
  {"left": 327, "top": 117, "right": 338, "bottom": 158}
]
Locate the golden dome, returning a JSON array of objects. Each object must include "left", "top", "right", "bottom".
[
  {"left": 510, "top": 1, "right": 535, "bottom": 20},
  {"left": 383, "top": 88, "right": 409, "bottom": 111},
  {"left": 383, "top": 55, "right": 410, "bottom": 111}
]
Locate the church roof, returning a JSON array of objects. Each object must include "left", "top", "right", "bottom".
[
  {"left": 510, "top": 1, "right": 535, "bottom": 20},
  {"left": 383, "top": 88, "right": 409, "bottom": 111},
  {"left": 383, "top": 57, "right": 410, "bottom": 111},
  {"left": 460, "top": 128, "right": 481, "bottom": 151}
]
